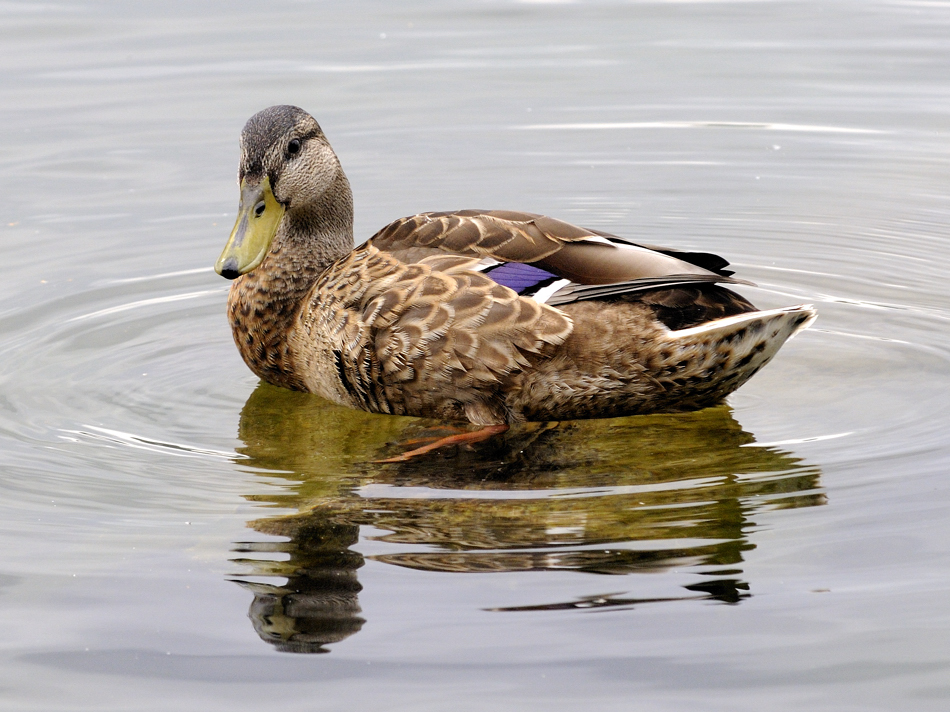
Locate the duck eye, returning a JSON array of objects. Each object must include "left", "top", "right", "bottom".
[{"left": 287, "top": 139, "right": 301, "bottom": 155}]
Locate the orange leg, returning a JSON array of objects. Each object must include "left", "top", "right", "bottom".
[
  {"left": 399, "top": 425, "right": 469, "bottom": 446},
  {"left": 375, "top": 424, "right": 510, "bottom": 463}
]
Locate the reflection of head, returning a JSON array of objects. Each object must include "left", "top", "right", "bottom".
[
  {"left": 233, "top": 518, "right": 365, "bottom": 654},
  {"left": 232, "top": 383, "right": 825, "bottom": 651}
]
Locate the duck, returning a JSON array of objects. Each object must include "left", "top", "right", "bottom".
[{"left": 215, "top": 105, "right": 816, "bottom": 434}]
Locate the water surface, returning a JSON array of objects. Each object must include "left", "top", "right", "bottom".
[{"left": 2, "top": 1, "right": 950, "bottom": 709}]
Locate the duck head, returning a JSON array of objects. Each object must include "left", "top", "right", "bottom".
[{"left": 215, "top": 105, "right": 352, "bottom": 280}]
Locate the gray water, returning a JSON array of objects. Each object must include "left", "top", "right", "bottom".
[{"left": 2, "top": 0, "right": 950, "bottom": 709}]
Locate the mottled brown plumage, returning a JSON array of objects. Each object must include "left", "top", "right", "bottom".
[{"left": 216, "top": 105, "right": 816, "bottom": 425}]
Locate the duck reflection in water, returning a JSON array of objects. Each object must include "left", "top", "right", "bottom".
[{"left": 229, "top": 383, "right": 825, "bottom": 653}]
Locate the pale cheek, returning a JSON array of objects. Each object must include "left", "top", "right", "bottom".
[
  {"left": 271, "top": 143, "right": 340, "bottom": 203},
  {"left": 290, "top": 155, "right": 336, "bottom": 198}
]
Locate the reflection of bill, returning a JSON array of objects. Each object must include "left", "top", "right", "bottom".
[
  {"left": 229, "top": 383, "right": 824, "bottom": 653},
  {"left": 231, "top": 520, "right": 364, "bottom": 654}
]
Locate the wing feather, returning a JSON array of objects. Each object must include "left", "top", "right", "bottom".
[
  {"left": 311, "top": 245, "right": 573, "bottom": 414},
  {"left": 368, "top": 210, "right": 748, "bottom": 296}
]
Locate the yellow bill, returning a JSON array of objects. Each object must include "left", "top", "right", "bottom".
[{"left": 215, "top": 175, "right": 286, "bottom": 279}]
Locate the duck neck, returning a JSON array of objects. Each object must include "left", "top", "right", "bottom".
[{"left": 228, "top": 172, "right": 354, "bottom": 390}]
